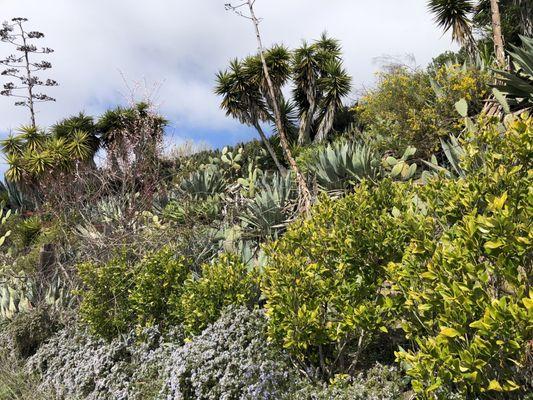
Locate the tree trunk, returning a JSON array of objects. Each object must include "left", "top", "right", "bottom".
[
  {"left": 490, "top": 0, "right": 506, "bottom": 66},
  {"left": 297, "top": 106, "right": 315, "bottom": 146},
  {"left": 247, "top": 0, "right": 311, "bottom": 213},
  {"left": 314, "top": 102, "right": 336, "bottom": 143},
  {"left": 254, "top": 122, "right": 287, "bottom": 175}
]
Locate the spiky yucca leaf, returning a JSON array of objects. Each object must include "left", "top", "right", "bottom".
[
  {"left": 0, "top": 134, "right": 25, "bottom": 157},
  {"left": 427, "top": 0, "right": 475, "bottom": 47},
  {"left": 494, "top": 35, "right": 533, "bottom": 108}
]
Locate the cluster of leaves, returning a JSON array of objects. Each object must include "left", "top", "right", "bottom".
[
  {"left": 1, "top": 125, "right": 95, "bottom": 185},
  {"left": 78, "top": 247, "right": 190, "bottom": 338},
  {"left": 180, "top": 254, "right": 260, "bottom": 335}
]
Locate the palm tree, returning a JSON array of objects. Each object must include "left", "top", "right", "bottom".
[
  {"left": 292, "top": 34, "right": 351, "bottom": 145},
  {"left": 428, "top": 0, "right": 477, "bottom": 51},
  {"left": 428, "top": 0, "right": 506, "bottom": 65},
  {"left": 215, "top": 59, "right": 286, "bottom": 175},
  {"left": 293, "top": 42, "right": 320, "bottom": 145},
  {"left": 314, "top": 59, "right": 352, "bottom": 143},
  {"left": 51, "top": 112, "right": 100, "bottom": 157}
]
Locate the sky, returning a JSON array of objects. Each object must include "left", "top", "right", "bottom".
[{"left": 0, "top": 0, "right": 457, "bottom": 176}]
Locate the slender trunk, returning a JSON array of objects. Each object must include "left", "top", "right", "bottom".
[
  {"left": 517, "top": 0, "right": 533, "bottom": 37},
  {"left": 297, "top": 105, "right": 315, "bottom": 146},
  {"left": 254, "top": 122, "right": 287, "bottom": 175},
  {"left": 246, "top": 0, "right": 311, "bottom": 213},
  {"left": 18, "top": 21, "right": 36, "bottom": 128},
  {"left": 314, "top": 103, "right": 336, "bottom": 143},
  {"left": 490, "top": 0, "right": 506, "bottom": 67}
]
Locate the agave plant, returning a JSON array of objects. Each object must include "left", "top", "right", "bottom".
[
  {"left": 305, "top": 139, "right": 380, "bottom": 190},
  {"left": 179, "top": 166, "right": 227, "bottom": 200},
  {"left": 493, "top": 35, "right": 533, "bottom": 110},
  {"left": 0, "top": 274, "right": 71, "bottom": 320},
  {"left": 0, "top": 201, "right": 12, "bottom": 247},
  {"left": 240, "top": 172, "right": 297, "bottom": 239}
]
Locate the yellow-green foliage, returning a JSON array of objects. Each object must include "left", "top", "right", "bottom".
[
  {"left": 357, "top": 64, "right": 489, "bottom": 157},
  {"left": 78, "top": 247, "right": 189, "bottom": 339},
  {"left": 262, "top": 180, "right": 433, "bottom": 377},
  {"left": 79, "top": 249, "right": 259, "bottom": 339},
  {"left": 179, "top": 253, "right": 260, "bottom": 336},
  {"left": 263, "top": 115, "right": 532, "bottom": 394},
  {"left": 389, "top": 115, "right": 533, "bottom": 399}
]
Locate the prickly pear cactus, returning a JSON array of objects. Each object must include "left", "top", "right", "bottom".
[{"left": 383, "top": 146, "right": 418, "bottom": 181}]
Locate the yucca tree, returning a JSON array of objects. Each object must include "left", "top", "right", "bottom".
[
  {"left": 244, "top": 47, "right": 299, "bottom": 143},
  {"left": 314, "top": 59, "right": 352, "bottom": 143},
  {"left": 51, "top": 112, "right": 100, "bottom": 157},
  {"left": 215, "top": 59, "right": 286, "bottom": 175},
  {"left": 244, "top": 45, "right": 292, "bottom": 108},
  {"left": 97, "top": 102, "right": 166, "bottom": 174},
  {"left": 428, "top": 0, "right": 506, "bottom": 65},
  {"left": 292, "top": 34, "right": 351, "bottom": 144},
  {"left": 2, "top": 125, "right": 94, "bottom": 184},
  {"left": 428, "top": 0, "right": 477, "bottom": 49},
  {"left": 292, "top": 42, "right": 320, "bottom": 145}
]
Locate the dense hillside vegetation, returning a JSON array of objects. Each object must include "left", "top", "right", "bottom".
[{"left": 0, "top": 3, "right": 532, "bottom": 400}]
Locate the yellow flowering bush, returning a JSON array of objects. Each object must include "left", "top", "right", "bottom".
[{"left": 357, "top": 64, "right": 490, "bottom": 158}]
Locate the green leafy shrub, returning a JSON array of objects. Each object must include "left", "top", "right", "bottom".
[
  {"left": 179, "top": 253, "right": 260, "bottom": 336},
  {"left": 129, "top": 247, "right": 190, "bottom": 329},
  {"left": 79, "top": 246, "right": 190, "bottom": 338},
  {"left": 389, "top": 115, "right": 533, "bottom": 399},
  {"left": 357, "top": 64, "right": 489, "bottom": 157},
  {"left": 263, "top": 179, "right": 432, "bottom": 379}
]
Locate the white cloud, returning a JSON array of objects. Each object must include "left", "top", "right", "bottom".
[{"left": 0, "top": 0, "right": 456, "bottom": 154}]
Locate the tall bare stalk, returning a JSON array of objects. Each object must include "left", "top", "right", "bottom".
[{"left": 225, "top": 1, "right": 311, "bottom": 212}]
